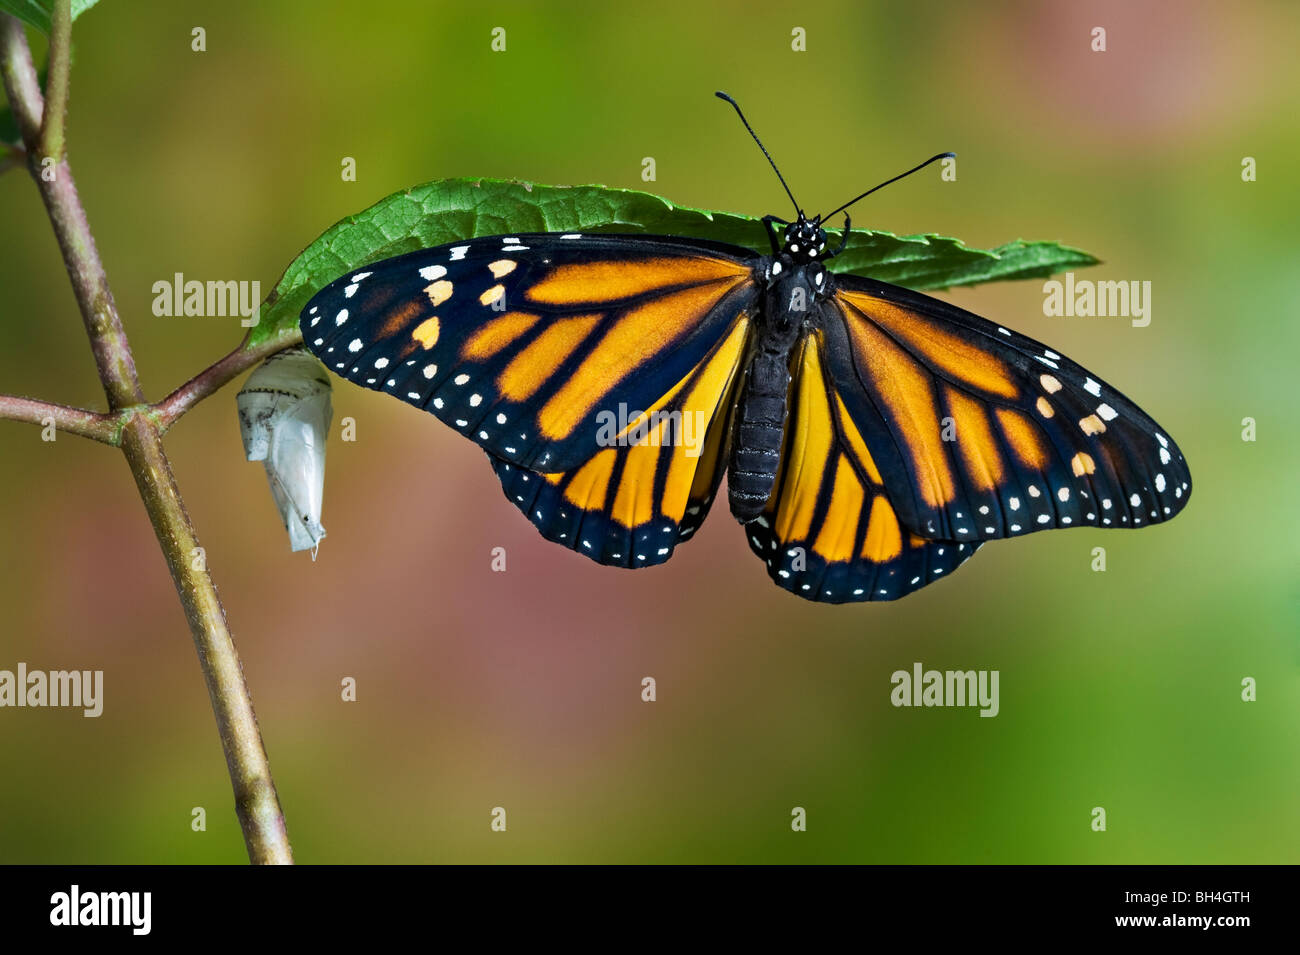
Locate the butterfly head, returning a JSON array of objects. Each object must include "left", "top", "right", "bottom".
[
  {"left": 782, "top": 214, "right": 827, "bottom": 263},
  {"left": 717, "top": 90, "right": 953, "bottom": 271}
]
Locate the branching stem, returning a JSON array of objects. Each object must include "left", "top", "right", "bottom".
[{"left": 0, "top": 8, "right": 293, "bottom": 864}]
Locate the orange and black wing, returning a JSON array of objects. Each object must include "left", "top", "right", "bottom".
[
  {"left": 491, "top": 311, "right": 749, "bottom": 567},
  {"left": 302, "top": 234, "right": 759, "bottom": 475},
  {"left": 746, "top": 333, "right": 979, "bottom": 602},
  {"left": 820, "top": 276, "right": 1192, "bottom": 544}
]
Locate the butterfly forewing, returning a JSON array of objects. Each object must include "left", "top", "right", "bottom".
[
  {"left": 821, "top": 277, "right": 1192, "bottom": 544},
  {"left": 301, "top": 234, "right": 759, "bottom": 474}
]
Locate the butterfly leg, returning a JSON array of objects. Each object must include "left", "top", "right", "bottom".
[{"left": 761, "top": 215, "right": 788, "bottom": 256}]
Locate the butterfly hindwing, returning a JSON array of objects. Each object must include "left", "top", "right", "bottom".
[
  {"left": 746, "top": 333, "right": 980, "bottom": 602},
  {"left": 489, "top": 311, "right": 751, "bottom": 567},
  {"left": 301, "top": 234, "right": 759, "bottom": 473},
  {"left": 820, "top": 277, "right": 1192, "bottom": 543}
]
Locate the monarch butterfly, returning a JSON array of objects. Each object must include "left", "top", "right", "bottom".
[{"left": 300, "top": 92, "right": 1190, "bottom": 603}]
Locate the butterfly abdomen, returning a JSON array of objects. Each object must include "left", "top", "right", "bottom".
[{"left": 728, "top": 350, "right": 790, "bottom": 523}]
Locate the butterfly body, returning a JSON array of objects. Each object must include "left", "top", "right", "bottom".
[{"left": 728, "top": 217, "right": 831, "bottom": 522}]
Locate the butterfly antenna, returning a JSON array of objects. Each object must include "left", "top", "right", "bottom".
[
  {"left": 715, "top": 91, "right": 801, "bottom": 217},
  {"left": 824, "top": 152, "right": 955, "bottom": 220}
]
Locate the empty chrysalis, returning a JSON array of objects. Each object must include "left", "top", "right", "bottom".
[{"left": 237, "top": 347, "right": 332, "bottom": 556}]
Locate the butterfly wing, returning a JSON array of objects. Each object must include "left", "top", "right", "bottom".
[
  {"left": 746, "top": 332, "right": 980, "bottom": 602},
  {"left": 490, "top": 309, "right": 749, "bottom": 568},
  {"left": 301, "top": 234, "right": 759, "bottom": 474},
  {"left": 820, "top": 276, "right": 1192, "bottom": 543}
]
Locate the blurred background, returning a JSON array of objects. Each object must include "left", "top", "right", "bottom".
[{"left": 0, "top": 0, "right": 1296, "bottom": 863}]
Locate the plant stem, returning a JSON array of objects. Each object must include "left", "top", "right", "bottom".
[
  {"left": 0, "top": 393, "right": 118, "bottom": 443},
  {"left": 0, "top": 17, "right": 40, "bottom": 143},
  {"left": 0, "top": 13, "right": 293, "bottom": 864},
  {"left": 119, "top": 414, "right": 292, "bottom": 864},
  {"left": 0, "top": 326, "right": 304, "bottom": 441},
  {"left": 2, "top": 13, "right": 139, "bottom": 410},
  {"left": 42, "top": 157, "right": 148, "bottom": 409},
  {"left": 155, "top": 326, "right": 303, "bottom": 432},
  {"left": 40, "top": 0, "right": 70, "bottom": 160}
]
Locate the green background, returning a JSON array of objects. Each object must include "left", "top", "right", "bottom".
[{"left": 0, "top": 0, "right": 1296, "bottom": 863}]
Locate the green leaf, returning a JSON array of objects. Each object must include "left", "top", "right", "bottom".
[
  {"left": 251, "top": 177, "right": 1098, "bottom": 348},
  {"left": 828, "top": 232, "right": 1099, "bottom": 290},
  {"left": 0, "top": 0, "right": 100, "bottom": 34}
]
